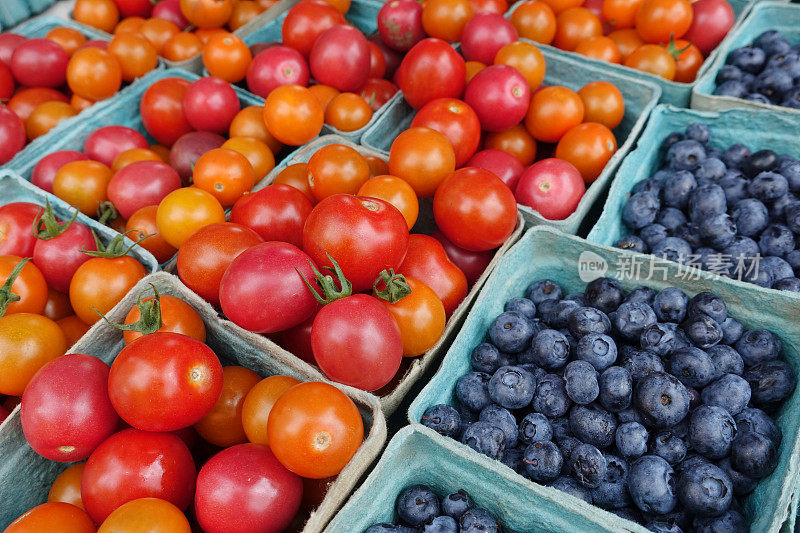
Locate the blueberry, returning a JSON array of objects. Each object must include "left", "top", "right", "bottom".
[
  {"left": 730, "top": 198, "right": 768, "bottom": 237},
  {"left": 422, "top": 404, "right": 462, "bottom": 438},
  {"left": 544, "top": 300, "right": 581, "bottom": 330},
  {"left": 523, "top": 329, "right": 570, "bottom": 370},
  {"left": 654, "top": 209, "right": 685, "bottom": 235},
  {"left": 488, "top": 366, "right": 535, "bottom": 410},
  {"left": 536, "top": 299, "right": 558, "bottom": 320},
  {"left": 479, "top": 404, "right": 519, "bottom": 448},
  {"left": 569, "top": 404, "right": 617, "bottom": 449},
  {"left": 456, "top": 372, "right": 492, "bottom": 412},
  {"left": 774, "top": 276, "right": 800, "bottom": 292},
  {"left": 645, "top": 520, "right": 682, "bottom": 533},
  {"left": 699, "top": 213, "right": 738, "bottom": 249},
  {"left": 660, "top": 131, "right": 685, "bottom": 153},
  {"left": 651, "top": 237, "right": 692, "bottom": 264},
  {"left": 525, "top": 279, "right": 562, "bottom": 307},
  {"left": 599, "top": 365, "right": 633, "bottom": 412},
  {"left": 735, "top": 329, "right": 782, "bottom": 366},
  {"left": 716, "top": 64, "right": 745, "bottom": 85},
  {"left": 640, "top": 323, "right": 675, "bottom": 357},
  {"left": 783, "top": 87, "right": 800, "bottom": 108},
  {"left": 564, "top": 360, "right": 599, "bottom": 405},
  {"left": 625, "top": 286, "right": 657, "bottom": 306},
  {"left": 615, "top": 235, "right": 649, "bottom": 254},
  {"left": 714, "top": 80, "right": 748, "bottom": 98},
  {"left": 470, "top": 343, "right": 505, "bottom": 374},
  {"left": 519, "top": 412, "right": 553, "bottom": 445},
  {"left": 366, "top": 524, "right": 416, "bottom": 533},
  {"left": 744, "top": 92, "right": 772, "bottom": 103},
  {"left": 764, "top": 253, "right": 796, "bottom": 279},
  {"left": 549, "top": 476, "right": 592, "bottom": 503},
  {"left": 570, "top": 443, "right": 607, "bottom": 488},
  {"left": 462, "top": 421, "right": 505, "bottom": 460},
  {"left": 787, "top": 249, "right": 800, "bottom": 275},
  {"left": 693, "top": 509, "right": 747, "bottom": 533},
  {"left": 618, "top": 407, "right": 644, "bottom": 425},
  {"left": 650, "top": 431, "right": 687, "bottom": 465},
  {"left": 568, "top": 307, "right": 612, "bottom": 338},
  {"left": 706, "top": 345, "right": 744, "bottom": 376},
  {"left": 688, "top": 184, "right": 727, "bottom": 222},
  {"left": 730, "top": 431, "right": 778, "bottom": 479},
  {"left": 422, "top": 516, "right": 458, "bottom": 533},
  {"left": 622, "top": 349, "right": 666, "bottom": 382},
  {"left": 584, "top": 277, "right": 625, "bottom": 314},
  {"left": 640, "top": 224, "right": 669, "bottom": 248},
  {"left": 734, "top": 407, "right": 782, "bottom": 447},
  {"left": 681, "top": 313, "right": 723, "bottom": 350},
  {"left": 677, "top": 462, "right": 733, "bottom": 517},
  {"left": 628, "top": 455, "right": 677, "bottom": 514},
  {"left": 717, "top": 457, "right": 758, "bottom": 497},
  {"left": 719, "top": 172, "right": 749, "bottom": 206},
  {"left": 441, "top": 490, "right": 473, "bottom": 519},
  {"left": 635, "top": 372, "right": 690, "bottom": 428},
  {"left": 504, "top": 297, "right": 536, "bottom": 320},
  {"left": 720, "top": 318, "right": 744, "bottom": 346},
  {"left": 396, "top": 485, "right": 440, "bottom": 527},
  {"left": 488, "top": 312, "right": 534, "bottom": 353},
  {"left": 501, "top": 445, "right": 524, "bottom": 472},
  {"left": 747, "top": 172, "right": 788, "bottom": 205},
  {"left": 695, "top": 158, "right": 727, "bottom": 184},
  {"left": 522, "top": 440, "right": 563, "bottom": 483},
  {"left": 667, "top": 140, "right": 706, "bottom": 172},
  {"left": 612, "top": 301, "right": 656, "bottom": 342},
  {"left": 728, "top": 46, "right": 766, "bottom": 73},
  {"left": 687, "top": 405, "right": 736, "bottom": 459},
  {"left": 725, "top": 235, "right": 761, "bottom": 269},
  {"left": 685, "top": 123, "right": 710, "bottom": 144},
  {"left": 783, "top": 200, "right": 800, "bottom": 234},
  {"left": 668, "top": 346, "right": 717, "bottom": 388},
  {"left": 653, "top": 288, "right": 688, "bottom": 323},
  {"left": 781, "top": 161, "right": 800, "bottom": 192},
  {"left": 754, "top": 69, "right": 794, "bottom": 101},
  {"left": 661, "top": 170, "right": 697, "bottom": 209},
  {"left": 616, "top": 421, "right": 649, "bottom": 459},
  {"left": 674, "top": 224, "right": 704, "bottom": 249},
  {"left": 722, "top": 144, "right": 751, "bottom": 169},
  {"left": 532, "top": 373, "right": 571, "bottom": 418},
  {"left": 744, "top": 360, "right": 797, "bottom": 409},
  {"left": 459, "top": 508, "right": 499, "bottom": 533},
  {"left": 755, "top": 29, "right": 791, "bottom": 56},
  {"left": 591, "top": 454, "right": 630, "bottom": 510},
  {"left": 685, "top": 292, "right": 726, "bottom": 325}
]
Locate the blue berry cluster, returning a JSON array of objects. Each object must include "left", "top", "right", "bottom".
[
  {"left": 366, "top": 485, "right": 499, "bottom": 532},
  {"left": 422, "top": 277, "right": 796, "bottom": 532},
  {"left": 714, "top": 30, "right": 800, "bottom": 108},
  {"left": 616, "top": 122, "right": 800, "bottom": 291}
]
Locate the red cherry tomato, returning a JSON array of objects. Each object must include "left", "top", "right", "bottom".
[
  {"left": 514, "top": 158, "right": 585, "bottom": 220},
  {"left": 140, "top": 77, "right": 193, "bottom": 147},
  {"left": 10, "top": 38, "right": 68, "bottom": 88},
  {"left": 359, "top": 78, "right": 399, "bottom": 111},
  {"left": 310, "top": 25, "right": 371, "bottom": 92},
  {"left": 281, "top": 0, "right": 346, "bottom": 57},
  {"left": 0, "top": 62, "right": 14, "bottom": 101},
  {"left": 461, "top": 13, "right": 518, "bottom": 65},
  {"left": 32, "top": 220, "right": 97, "bottom": 294},
  {"left": 377, "top": 0, "right": 425, "bottom": 52},
  {"left": 0, "top": 202, "right": 43, "bottom": 257},
  {"left": 0, "top": 33, "right": 27, "bottom": 66},
  {"left": 367, "top": 41, "right": 387, "bottom": 79},
  {"left": 466, "top": 148, "right": 525, "bottom": 191},
  {"left": 399, "top": 234, "right": 468, "bottom": 316},
  {"left": 21, "top": 354, "right": 118, "bottom": 462},
  {"left": 396, "top": 38, "right": 466, "bottom": 109},
  {"left": 183, "top": 76, "right": 241, "bottom": 134},
  {"left": 84, "top": 125, "right": 149, "bottom": 168},
  {"left": 278, "top": 314, "right": 316, "bottom": 364},
  {"left": 107, "top": 161, "right": 181, "bottom": 220},
  {"left": 31, "top": 151, "right": 91, "bottom": 193},
  {"left": 410, "top": 98, "right": 480, "bottom": 168},
  {"left": 430, "top": 229, "right": 493, "bottom": 288},
  {"left": 0, "top": 106, "right": 25, "bottom": 165},
  {"left": 230, "top": 184, "right": 313, "bottom": 247},
  {"left": 464, "top": 64, "right": 531, "bottom": 133},
  {"left": 683, "top": 0, "right": 733, "bottom": 56},
  {"left": 247, "top": 46, "right": 310, "bottom": 98},
  {"left": 368, "top": 33, "right": 403, "bottom": 78}
]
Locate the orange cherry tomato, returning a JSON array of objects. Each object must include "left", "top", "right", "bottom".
[
  {"left": 510, "top": 1, "right": 557, "bottom": 44},
  {"left": 162, "top": 32, "right": 204, "bottom": 62},
  {"left": 8, "top": 88, "right": 68, "bottom": 127},
  {"left": 365, "top": 155, "right": 389, "bottom": 177},
  {"left": 625, "top": 44, "right": 676, "bottom": 80},
  {"left": 114, "top": 16, "right": 146, "bottom": 35},
  {"left": 48, "top": 463, "right": 86, "bottom": 509},
  {"left": 222, "top": 136, "right": 275, "bottom": 182},
  {"left": 555, "top": 122, "right": 617, "bottom": 183},
  {"left": 525, "top": 85, "right": 584, "bottom": 143},
  {"left": 273, "top": 163, "right": 315, "bottom": 204},
  {"left": 608, "top": 28, "right": 645, "bottom": 61},
  {"left": 5, "top": 502, "right": 94, "bottom": 533},
  {"left": 321, "top": 0, "right": 351, "bottom": 13},
  {"left": 324, "top": 93, "right": 373, "bottom": 132},
  {"left": 671, "top": 39, "right": 703, "bottom": 83},
  {"left": 635, "top": 0, "right": 693, "bottom": 43},
  {"left": 67, "top": 47, "right": 122, "bottom": 102},
  {"left": 195, "top": 27, "right": 228, "bottom": 44},
  {"left": 74, "top": 0, "right": 119, "bottom": 33},
  {"left": 357, "top": 174, "right": 419, "bottom": 230},
  {"left": 98, "top": 498, "right": 191, "bottom": 533},
  {"left": 202, "top": 32, "right": 252, "bottom": 83},
  {"left": 193, "top": 148, "right": 256, "bottom": 207},
  {"left": 109, "top": 32, "right": 159, "bottom": 82},
  {"left": 149, "top": 144, "right": 171, "bottom": 161},
  {"left": 267, "top": 381, "right": 364, "bottom": 479},
  {"left": 602, "top": 0, "right": 643, "bottom": 29},
  {"left": 465, "top": 60, "right": 486, "bottom": 82},
  {"left": 538, "top": 0, "right": 582, "bottom": 15},
  {"left": 56, "top": 315, "right": 90, "bottom": 348},
  {"left": 470, "top": 0, "right": 507, "bottom": 14},
  {"left": 230, "top": 105, "right": 283, "bottom": 155},
  {"left": 69, "top": 256, "right": 147, "bottom": 324},
  {"left": 26, "top": 101, "right": 77, "bottom": 141},
  {"left": 126, "top": 205, "right": 178, "bottom": 263},
  {"left": 0, "top": 313, "right": 66, "bottom": 396},
  {"left": 52, "top": 160, "right": 113, "bottom": 216},
  {"left": 578, "top": 81, "right": 625, "bottom": 130},
  {"left": 123, "top": 294, "right": 206, "bottom": 344},
  {"left": 380, "top": 277, "right": 446, "bottom": 357},
  {"left": 307, "top": 144, "right": 371, "bottom": 201},
  {"left": 156, "top": 188, "right": 227, "bottom": 248},
  {"left": 263, "top": 85, "right": 323, "bottom": 146},
  {"left": 574, "top": 35, "right": 622, "bottom": 63},
  {"left": 309, "top": 84, "right": 341, "bottom": 112},
  {"left": 112, "top": 148, "right": 163, "bottom": 172},
  {"left": 138, "top": 17, "right": 180, "bottom": 55},
  {"left": 484, "top": 124, "right": 537, "bottom": 166},
  {"left": 70, "top": 94, "right": 94, "bottom": 112},
  {"left": 46, "top": 27, "right": 87, "bottom": 56},
  {"left": 194, "top": 366, "right": 261, "bottom": 447},
  {"left": 421, "top": 0, "right": 474, "bottom": 42},
  {"left": 554, "top": 7, "right": 602, "bottom": 51},
  {"left": 494, "top": 41, "right": 546, "bottom": 90},
  {"left": 180, "top": 0, "right": 235, "bottom": 29},
  {"left": 43, "top": 288, "right": 73, "bottom": 322},
  {"left": 241, "top": 375, "right": 301, "bottom": 445},
  {"left": 388, "top": 127, "right": 456, "bottom": 197},
  {"left": 0, "top": 255, "right": 47, "bottom": 315},
  {"left": 228, "top": 0, "right": 262, "bottom": 30}
]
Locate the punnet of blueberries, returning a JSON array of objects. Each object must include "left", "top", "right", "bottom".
[
  {"left": 421, "top": 277, "right": 796, "bottom": 532},
  {"left": 365, "top": 485, "right": 501, "bottom": 532},
  {"left": 713, "top": 30, "right": 800, "bottom": 108},
  {"left": 616, "top": 121, "right": 800, "bottom": 291}
]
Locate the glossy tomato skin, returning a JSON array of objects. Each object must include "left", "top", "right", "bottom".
[
  {"left": 176, "top": 222, "right": 263, "bottom": 306},
  {"left": 5, "top": 502, "right": 95, "bottom": 533},
  {"left": 123, "top": 294, "right": 206, "bottom": 344},
  {"left": 461, "top": 13, "right": 518, "bottom": 65},
  {"left": 140, "top": 77, "right": 193, "bottom": 147},
  {"left": 10, "top": 38, "right": 68, "bottom": 88},
  {"left": 303, "top": 194, "right": 409, "bottom": 293},
  {"left": 0, "top": 33, "right": 26, "bottom": 66},
  {"left": 21, "top": 354, "right": 118, "bottom": 462},
  {"left": 169, "top": 130, "right": 226, "bottom": 184},
  {"left": 0, "top": 202, "right": 42, "bottom": 257},
  {"left": 195, "top": 444, "right": 303, "bottom": 533},
  {"left": 433, "top": 167, "right": 518, "bottom": 252},
  {"left": 430, "top": 229, "right": 493, "bottom": 288},
  {"left": 31, "top": 150, "right": 90, "bottom": 193},
  {"left": 310, "top": 25, "right": 371, "bottom": 92},
  {"left": 466, "top": 148, "right": 525, "bottom": 191},
  {"left": 0, "top": 313, "right": 66, "bottom": 396},
  {"left": 98, "top": 497, "right": 191, "bottom": 532},
  {"left": 359, "top": 77, "right": 399, "bottom": 111},
  {"left": 108, "top": 332, "right": 223, "bottom": 432},
  {"left": 0, "top": 255, "right": 46, "bottom": 315},
  {"left": 396, "top": 38, "right": 466, "bottom": 109},
  {"left": 399, "top": 234, "right": 467, "bottom": 317},
  {"left": 377, "top": 0, "right": 425, "bottom": 51},
  {"left": 0, "top": 106, "right": 26, "bottom": 165},
  {"left": 312, "top": 294, "right": 402, "bottom": 391},
  {"left": 82, "top": 428, "right": 197, "bottom": 524},
  {"left": 464, "top": 64, "right": 531, "bottom": 133},
  {"left": 84, "top": 125, "right": 149, "bottom": 168},
  {"left": 514, "top": 158, "right": 585, "bottom": 220},
  {"left": 381, "top": 277, "right": 446, "bottom": 357},
  {"left": 194, "top": 366, "right": 261, "bottom": 447},
  {"left": 220, "top": 241, "right": 320, "bottom": 333},
  {"left": 32, "top": 221, "right": 96, "bottom": 294},
  {"left": 281, "top": 0, "right": 346, "bottom": 57},
  {"left": 683, "top": 0, "right": 733, "bottom": 56},
  {"left": 183, "top": 76, "right": 241, "bottom": 134},
  {"left": 69, "top": 256, "right": 147, "bottom": 325},
  {"left": 247, "top": 46, "right": 309, "bottom": 98},
  {"left": 277, "top": 314, "right": 316, "bottom": 364},
  {"left": 107, "top": 161, "right": 181, "bottom": 220},
  {"left": 410, "top": 98, "right": 480, "bottom": 167},
  {"left": 368, "top": 33, "right": 403, "bottom": 78},
  {"left": 230, "top": 184, "right": 313, "bottom": 247}
]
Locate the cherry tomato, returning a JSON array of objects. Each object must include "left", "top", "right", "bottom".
[
  {"left": 466, "top": 148, "right": 524, "bottom": 191},
  {"left": 309, "top": 83, "right": 340, "bottom": 111},
  {"left": 153, "top": 0, "right": 190, "bottom": 28},
  {"left": 140, "top": 77, "right": 192, "bottom": 147},
  {"left": 48, "top": 463, "right": 86, "bottom": 509},
  {"left": 310, "top": 25, "right": 371, "bottom": 92},
  {"left": 494, "top": 40, "right": 546, "bottom": 91},
  {"left": 169, "top": 131, "right": 226, "bottom": 184},
  {"left": 357, "top": 175, "right": 419, "bottom": 230},
  {"left": 52, "top": 160, "right": 112, "bottom": 216},
  {"left": 624, "top": 43, "right": 676, "bottom": 80},
  {"left": 430, "top": 229, "right": 493, "bottom": 287},
  {"left": 82, "top": 428, "right": 196, "bottom": 524},
  {"left": 485, "top": 124, "right": 537, "bottom": 166},
  {"left": 359, "top": 78, "right": 399, "bottom": 111},
  {"left": 108, "top": 32, "right": 158, "bottom": 82},
  {"left": 176, "top": 222, "right": 263, "bottom": 306},
  {"left": 123, "top": 294, "right": 206, "bottom": 344},
  {"left": 510, "top": 1, "right": 556, "bottom": 44},
  {"left": 421, "top": 0, "right": 474, "bottom": 42},
  {"left": 162, "top": 32, "right": 203, "bottom": 62},
  {"left": 671, "top": 39, "right": 704, "bottom": 83},
  {"left": 112, "top": 147, "right": 163, "bottom": 172},
  {"left": 555, "top": 122, "right": 617, "bottom": 183},
  {"left": 69, "top": 255, "right": 147, "bottom": 325},
  {"left": 126, "top": 206, "right": 177, "bottom": 263},
  {"left": 25, "top": 101, "right": 77, "bottom": 141},
  {"left": 608, "top": 28, "right": 645, "bottom": 60},
  {"left": 194, "top": 366, "right": 261, "bottom": 447},
  {"left": 0, "top": 33, "right": 27, "bottom": 66},
  {"left": 228, "top": 0, "right": 262, "bottom": 30},
  {"left": 202, "top": 32, "right": 252, "bottom": 84},
  {"left": 0, "top": 202, "right": 42, "bottom": 257},
  {"left": 278, "top": 315, "right": 316, "bottom": 364},
  {"left": 222, "top": 136, "right": 275, "bottom": 181},
  {"left": 524, "top": 85, "right": 584, "bottom": 143},
  {"left": 575, "top": 36, "right": 622, "bottom": 63},
  {"left": 268, "top": 381, "right": 364, "bottom": 477},
  {"left": 85, "top": 125, "right": 149, "bottom": 167},
  {"left": 395, "top": 38, "right": 466, "bottom": 109},
  {"left": 32, "top": 218, "right": 96, "bottom": 294},
  {"left": 230, "top": 105, "right": 283, "bottom": 155},
  {"left": 11, "top": 38, "right": 68, "bottom": 88},
  {"left": 46, "top": 26, "right": 87, "bottom": 56},
  {"left": 0, "top": 106, "right": 25, "bottom": 165},
  {"left": 193, "top": 148, "right": 256, "bottom": 207},
  {"left": 308, "top": 144, "right": 371, "bottom": 201},
  {"left": 241, "top": 375, "right": 301, "bottom": 445},
  {"left": 0, "top": 61, "right": 14, "bottom": 101},
  {"left": 179, "top": 0, "right": 234, "bottom": 28},
  {"left": 247, "top": 45, "right": 309, "bottom": 98},
  {"left": 0, "top": 255, "right": 47, "bottom": 315},
  {"left": 602, "top": 0, "right": 643, "bottom": 28},
  {"left": 399, "top": 233, "right": 467, "bottom": 316},
  {"left": 683, "top": 0, "right": 733, "bottom": 56},
  {"left": 539, "top": 0, "right": 583, "bottom": 15},
  {"left": 108, "top": 161, "right": 181, "bottom": 220},
  {"left": 464, "top": 64, "right": 531, "bottom": 133},
  {"left": 365, "top": 155, "right": 390, "bottom": 177},
  {"left": 21, "top": 354, "right": 118, "bottom": 462},
  {"left": 5, "top": 502, "right": 94, "bottom": 533},
  {"left": 157, "top": 188, "right": 226, "bottom": 248},
  {"left": 8, "top": 87, "right": 67, "bottom": 128},
  {"left": 67, "top": 47, "right": 122, "bottom": 101},
  {"left": 461, "top": 13, "right": 518, "bottom": 66},
  {"left": 98, "top": 498, "right": 191, "bottom": 533},
  {"left": 578, "top": 81, "right": 625, "bottom": 130},
  {"left": 43, "top": 287, "right": 73, "bottom": 322},
  {"left": 369, "top": 33, "right": 403, "bottom": 77},
  {"left": 58, "top": 315, "right": 91, "bottom": 348},
  {"left": 367, "top": 41, "right": 387, "bottom": 78},
  {"left": 388, "top": 127, "right": 455, "bottom": 197},
  {"left": 183, "top": 76, "right": 241, "bottom": 135},
  {"left": 635, "top": 0, "right": 693, "bottom": 43},
  {"left": 411, "top": 98, "right": 480, "bottom": 167},
  {"left": 381, "top": 277, "right": 445, "bottom": 357},
  {"left": 263, "top": 84, "right": 324, "bottom": 146},
  {"left": 195, "top": 444, "right": 303, "bottom": 533},
  {"left": 281, "top": 0, "right": 346, "bottom": 57},
  {"left": 220, "top": 241, "right": 320, "bottom": 333},
  {"left": 0, "top": 313, "right": 66, "bottom": 396},
  {"left": 515, "top": 158, "right": 585, "bottom": 219},
  {"left": 273, "top": 162, "right": 316, "bottom": 203},
  {"left": 230, "top": 184, "right": 312, "bottom": 247},
  {"left": 303, "top": 194, "right": 410, "bottom": 293},
  {"left": 325, "top": 93, "right": 373, "bottom": 132},
  {"left": 377, "top": 0, "right": 425, "bottom": 52},
  {"left": 554, "top": 7, "right": 602, "bottom": 51}
]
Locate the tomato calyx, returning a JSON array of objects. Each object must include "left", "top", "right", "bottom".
[
  {"left": 372, "top": 268, "right": 411, "bottom": 303},
  {"left": 297, "top": 253, "right": 353, "bottom": 305},
  {"left": 33, "top": 201, "right": 77, "bottom": 240},
  {"left": 96, "top": 283, "right": 163, "bottom": 335},
  {"left": 97, "top": 201, "right": 120, "bottom": 228},
  {"left": 664, "top": 35, "right": 693, "bottom": 60},
  {"left": 0, "top": 257, "right": 28, "bottom": 317},
  {"left": 81, "top": 229, "right": 152, "bottom": 259}
]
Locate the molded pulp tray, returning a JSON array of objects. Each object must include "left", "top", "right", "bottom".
[
  {"left": 361, "top": 44, "right": 662, "bottom": 236},
  {"left": 505, "top": 0, "right": 757, "bottom": 107},
  {"left": 0, "top": 272, "right": 387, "bottom": 533},
  {"left": 13, "top": 15, "right": 109, "bottom": 41},
  {"left": 408, "top": 226, "right": 800, "bottom": 533},
  {"left": 0, "top": 0, "right": 30, "bottom": 28},
  {"left": 692, "top": 1, "right": 800, "bottom": 115},
  {"left": 26, "top": 0, "right": 56, "bottom": 16},
  {"left": 250, "top": 134, "right": 525, "bottom": 416},
  {"left": 242, "top": 0, "right": 389, "bottom": 142}
]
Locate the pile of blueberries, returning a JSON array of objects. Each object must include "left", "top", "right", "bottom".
[
  {"left": 616, "top": 122, "right": 800, "bottom": 291},
  {"left": 714, "top": 30, "right": 800, "bottom": 108},
  {"left": 421, "top": 277, "right": 796, "bottom": 532},
  {"left": 366, "top": 485, "right": 500, "bottom": 533}
]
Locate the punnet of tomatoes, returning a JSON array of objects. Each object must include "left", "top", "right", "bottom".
[
  {"left": 0, "top": 272, "right": 383, "bottom": 532},
  {"left": 507, "top": 0, "right": 737, "bottom": 83}
]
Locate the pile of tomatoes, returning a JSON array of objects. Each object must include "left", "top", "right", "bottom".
[
  {"left": 4, "top": 286, "right": 365, "bottom": 532},
  {"left": 509, "top": 0, "right": 735, "bottom": 81}
]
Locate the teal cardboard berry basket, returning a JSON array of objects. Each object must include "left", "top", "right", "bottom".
[
  {"left": 361, "top": 44, "right": 661, "bottom": 236},
  {"left": 13, "top": 15, "right": 110, "bottom": 41},
  {"left": 692, "top": 1, "right": 800, "bottom": 115},
  {"left": 408, "top": 226, "right": 800, "bottom": 533},
  {"left": 0, "top": 271, "right": 387, "bottom": 532}
]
